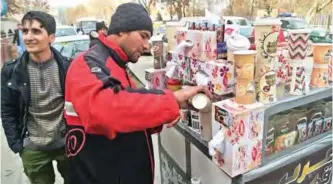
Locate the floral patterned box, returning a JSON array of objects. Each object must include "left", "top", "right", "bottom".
[
  {"left": 166, "top": 51, "right": 192, "bottom": 83},
  {"left": 185, "top": 30, "right": 219, "bottom": 61},
  {"left": 190, "top": 59, "right": 234, "bottom": 95},
  {"left": 145, "top": 68, "right": 167, "bottom": 90},
  {"left": 201, "top": 31, "right": 218, "bottom": 61},
  {"left": 209, "top": 98, "right": 264, "bottom": 177},
  {"left": 166, "top": 52, "right": 235, "bottom": 95}
]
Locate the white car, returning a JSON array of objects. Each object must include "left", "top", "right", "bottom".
[
  {"left": 179, "top": 16, "right": 253, "bottom": 38},
  {"left": 223, "top": 16, "right": 253, "bottom": 38},
  {"left": 52, "top": 35, "right": 90, "bottom": 61},
  {"left": 55, "top": 25, "right": 78, "bottom": 37}
]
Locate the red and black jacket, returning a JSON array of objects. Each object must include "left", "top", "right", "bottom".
[{"left": 64, "top": 35, "right": 180, "bottom": 183}]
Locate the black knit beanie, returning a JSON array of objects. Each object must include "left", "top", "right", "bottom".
[{"left": 108, "top": 3, "right": 153, "bottom": 36}]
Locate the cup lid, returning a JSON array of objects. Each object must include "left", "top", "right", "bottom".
[
  {"left": 192, "top": 94, "right": 209, "bottom": 110},
  {"left": 233, "top": 50, "right": 257, "bottom": 55},
  {"left": 311, "top": 43, "right": 332, "bottom": 46},
  {"left": 288, "top": 29, "right": 311, "bottom": 34},
  {"left": 254, "top": 18, "right": 282, "bottom": 26},
  {"left": 226, "top": 34, "right": 251, "bottom": 51}
]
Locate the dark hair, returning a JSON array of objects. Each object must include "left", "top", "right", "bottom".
[
  {"left": 96, "top": 21, "right": 107, "bottom": 32},
  {"left": 21, "top": 11, "right": 56, "bottom": 35}
]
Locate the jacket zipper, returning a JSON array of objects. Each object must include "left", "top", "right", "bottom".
[
  {"left": 38, "top": 62, "right": 45, "bottom": 91},
  {"left": 124, "top": 66, "right": 155, "bottom": 182}
]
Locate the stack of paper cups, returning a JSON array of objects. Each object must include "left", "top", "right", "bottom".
[
  {"left": 275, "top": 48, "right": 289, "bottom": 99},
  {"left": 233, "top": 50, "right": 256, "bottom": 104},
  {"left": 253, "top": 19, "right": 281, "bottom": 104},
  {"left": 310, "top": 43, "right": 332, "bottom": 88},
  {"left": 286, "top": 29, "right": 310, "bottom": 95}
]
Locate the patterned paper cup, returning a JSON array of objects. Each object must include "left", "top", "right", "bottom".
[
  {"left": 235, "top": 79, "right": 256, "bottom": 105},
  {"left": 255, "top": 62, "right": 277, "bottom": 104},
  {"left": 254, "top": 19, "right": 281, "bottom": 63},
  {"left": 312, "top": 43, "right": 332, "bottom": 64},
  {"left": 287, "top": 29, "right": 310, "bottom": 60},
  {"left": 310, "top": 64, "right": 329, "bottom": 88},
  {"left": 233, "top": 50, "right": 256, "bottom": 80},
  {"left": 287, "top": 61, "right": 306, "bottom": 95}
]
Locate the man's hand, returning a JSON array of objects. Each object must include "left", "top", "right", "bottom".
[
  {"left": 166, "top": 111, "right": 185, "bottom": 128},
  {"left": 173, "top": 85, "right": 213, "bottom": 109}
]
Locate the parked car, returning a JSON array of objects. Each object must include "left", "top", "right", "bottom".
[
  {"left": 55, "top": 25, "right": 77, "bottom": 37},
  {"left": 75, "top": 17, "right": 102, "bottom": 35},
  {"left": 52, "top": 35, "right": 90, "bottom": 61},
  {"left": 224, "top": 16, "right": 254, "bottom": 38},
  {"left": 279, "top": 17, "right": 332, "bottom": 56}
]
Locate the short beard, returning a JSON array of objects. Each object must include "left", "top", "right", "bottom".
[{"left": 119, "top": 43, "right": 136, "bottom": 63}]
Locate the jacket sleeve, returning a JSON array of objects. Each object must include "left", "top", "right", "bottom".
[
  {"left": 65, "top": 57, "right": 180, "bottom": 138},
  {"left": 1, "top": 65, "right": 23, "bottom": 153}
]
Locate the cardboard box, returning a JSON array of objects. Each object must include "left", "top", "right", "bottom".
[
  {"left": 209, "top": 98, "right": 264, "bottom": 177},
  {"left": 166, "top": 51, "right": 193, "bottom": 83},
  {"left": 185, "top": 30, "right": 224, "bottom": 61},
  {"left": 189, "top": 110, "right": 213, "bottom": 142},
  {"left": 145, "top": 68, "right": 167, "bottom": 90},
  {"left": 152, "top": 39, "right": 166, "bottom": 69},
  {"left": 201, "top": 31, "right": 217, "bottom": 61},
  {"left": 167, "top": 53, "right": 234, "bottom": 95},
  {"left": 191, "top": 60, "right": 234, "bottom": 95}
]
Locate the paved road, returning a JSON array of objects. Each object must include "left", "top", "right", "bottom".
[{"left": 0, "top": 56, "right": 159, "bottom": 184}]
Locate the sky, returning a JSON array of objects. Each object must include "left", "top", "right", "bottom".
[{"left": 48, "top": 0, "right": 89, "bottom": 8}]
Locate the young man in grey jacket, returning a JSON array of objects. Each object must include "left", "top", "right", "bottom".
[{"left": 1, "top": 11, "right": 69, "bottom": 183}]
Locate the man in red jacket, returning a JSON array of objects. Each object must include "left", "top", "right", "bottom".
[{"left": 65, "top": 3, "right": 212, "bottom": 183}]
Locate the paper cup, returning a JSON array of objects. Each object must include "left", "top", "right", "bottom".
[
  {"left": 166, "top": 22, "right": 181, "bottom": 51},
  {"left": 233, "top": 50, "right": 256, "bottom": 80},
  {"left": 226, "top": 34, "right": 251, "bottom": 63},
  {"left": 310, "top": 64, "right": 329, "bottom": 88},
  {"left": 235, "top": 79, "right": 256, "bottom": 104},
  {"left": 255, "top": 62, "right": 277, "bottom": 104},
  {"left": 254, "top": 19, "right": 281, "bottom": 63},
  {"left": 191, "top": 93, "right": 212, "bottom": 112},
  {"left": 287, "top": 62, "right": 306, "bottom": 95},
  {"left": 255, "top": 61, "right": 276, "bottom": 82},
  {"left": 287, "top": 29, "right": 310, "bottom": 60},
  {"left": 276, "top": 83, "right": 285, "bottom": 100},
  {"left": 312, "top": 43, "right": 332, "bottom": 64},
  {"left": 276, "top": 49, "right": 289, "bottom": 84}
]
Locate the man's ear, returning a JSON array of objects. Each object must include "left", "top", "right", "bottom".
[
  {"left": 49, "top": 34, "right": 55, "bottom": 44},
  {"left": 119, "top": 32, "right": 131, "bottom": 37},
  {"left": 118, "top": 32, "right": 126, "bottom": 36}
]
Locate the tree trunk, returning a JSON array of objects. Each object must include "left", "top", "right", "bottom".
[
  {"left": 306, "top": 0, "right": 332, "bottom": 23},
  {"left": 174, "top": 2, "right": 182, "bottom": 20},
  {"left": 250, "top": 0, "right": 255, "bottom": 20}
]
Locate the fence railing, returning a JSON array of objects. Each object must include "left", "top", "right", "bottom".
[{"left": 309, "top": 14, "right": 332, "bottom": 30}]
